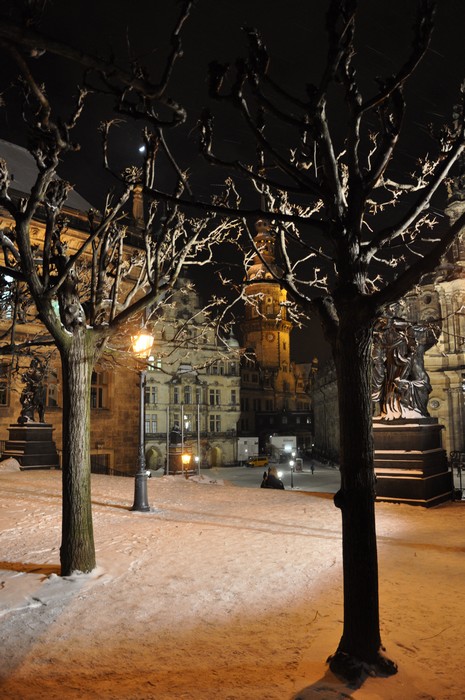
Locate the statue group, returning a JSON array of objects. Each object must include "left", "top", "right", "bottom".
[
  {"left": 372, "top": 304, "right": 438, "bottom": 421},
  {"left": 18, "top": 357, "right": 47, "bottom": 424}
]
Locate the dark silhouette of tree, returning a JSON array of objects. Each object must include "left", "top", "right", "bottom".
[
  {"left": 0, "top": 0, "right": 238, "bottom": 576},
  {"left": 194, "top": 0, "right": 465, "bottom": 683}
]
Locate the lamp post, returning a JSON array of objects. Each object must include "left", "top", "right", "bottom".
[
  {"left": 131, "top": 329, "right": 154, "bottom": 512},
  {"left": 289, "top": 459, "right": 295, "bottom": 489},
  {"left": 181, "top": 452, "right": 191, "bottom": 480}
]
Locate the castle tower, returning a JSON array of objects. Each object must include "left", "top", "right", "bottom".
[{"left": 242, "top": 219, "right": 292, "bottom": 373}]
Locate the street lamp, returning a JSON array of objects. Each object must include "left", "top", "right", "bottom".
[
  {"left": 131, "top": 329, "right": 154, "bottom": 512},
  {"left": 289, "top": 459, "right": 295, "bottom": 489},
  {"left": 181, "top": 452, "right": 191, "bottom": 480}
]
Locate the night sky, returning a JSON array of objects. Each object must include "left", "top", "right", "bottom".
[{"left": 0, "top": 0, "right": 464, "bottom": 362}]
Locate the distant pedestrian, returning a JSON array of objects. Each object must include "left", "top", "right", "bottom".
[
  {"left": 260, "top": 470, "right": 268, "bottom": 488},
  {"left": 310, "top": 461, "right": 315, "bottom": 475}
]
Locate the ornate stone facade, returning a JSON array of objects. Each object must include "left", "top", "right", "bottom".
[{"left": 143, "top": 279, "right": 241, "bottom": 469}]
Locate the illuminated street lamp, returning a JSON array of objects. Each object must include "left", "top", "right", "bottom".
[
  {"left": 289, "top": 459, "right": 295, "bottom": 489},
  {"left": 131, "top": 329, "right": 154, "bottom": 512},
  {"left": 181, "top": 452, "right": 191, "bottom": 480}
]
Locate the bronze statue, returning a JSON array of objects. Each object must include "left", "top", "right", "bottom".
[
  {"left": 169, "top": 422, "right": 182, "bottom": 445},
  {"left": 18, "top": 357, "right": 47, "bottom": 424},
  {"left": 372, "top": 304, "right": 437, "bottom": 420}
]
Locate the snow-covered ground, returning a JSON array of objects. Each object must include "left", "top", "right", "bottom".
[{"left": 1, "top": 464, "right": 464, "bottom": 700}]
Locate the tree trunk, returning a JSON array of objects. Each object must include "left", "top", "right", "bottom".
[
  {"left": 59, "top": 332, "right": 96, "bottom": 576},
  {"left": 329, "top": 317, "right": 397, "bottom": 681}
]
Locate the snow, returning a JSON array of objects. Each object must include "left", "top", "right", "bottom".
[{"left": 1, "top": 468, "right": 464, "bottom": 700}]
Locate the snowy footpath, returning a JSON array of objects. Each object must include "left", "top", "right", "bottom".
[{"left": 1, "top": 467, "right": 464, "bottom": 699}]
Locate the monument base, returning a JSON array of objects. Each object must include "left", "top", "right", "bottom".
[
  {"left": 165, "top": 446, "right": 195, "bottom": 476},
  {"left": 373, "top": 418, "right": 453, "bottom": 508},
  {"left": 1, "top": 423, "right": 60, "bottom": 470}
]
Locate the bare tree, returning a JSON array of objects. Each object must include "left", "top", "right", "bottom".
[
  {"left": 0, "top": 0, "right": 239, "bottom": 576},
  {"left": 193, "top": 0, "right": 465, "bottom": 683}
]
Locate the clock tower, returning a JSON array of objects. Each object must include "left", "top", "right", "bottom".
[
  {"left": 242, "top": 219, "right": 292, "bottom": 378},
  {"left": 239, "top": 219, "right": 313, "bottom": 454}
]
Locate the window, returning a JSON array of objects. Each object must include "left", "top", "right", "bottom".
[
  {"left": 266, "top": 399, "right": 273, "bottom": 411},
  {"left": 145, "top": 385, "right": 158, "bottom": 406},
  {"left": 211, "top": 363, "right": 218, "bottom": 375},
  {"left": 253, "top": 398, "right": 261, "bottom": 411},
  {"left": 145, "top": 414, "right": 157, "bottom": 434},
  {"left": 231, "top": 389, "right": 237, "bottom": 405},
  {"left": 195, "top": 386, "right": 202, "bottom": 404},
  {"left": 209, "top": 389, "right": 221, "bottom": 406},
  {"left": 46, "top": 369, "right": 59, "bottom": 407},
  {"left": 209, "top": 414, "right": 221, "bottom": 432},
  {"left": 91, "top": 372, "right": 108, "bottom": 409},
  {"left": 184, "top": 414, "right": 192, "bottom": 432},
  {"left": 0, "top": 362, "right": 10, "bottom": 406},
  {"left": 183, "top": 385, "right": 192, "bottom": 404},
  {"left": 148, "top": 356, "right": 162, "bottom": 371},
  {"left": 229, "top": 362, "right": 237, "bottom": 375},
  {"left": 173, "top": 386, "right": 180, "bottom": 404}
]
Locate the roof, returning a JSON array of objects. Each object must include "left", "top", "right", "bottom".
[{"left": 0, "top": 139, "right": 93, "bottom": 213}]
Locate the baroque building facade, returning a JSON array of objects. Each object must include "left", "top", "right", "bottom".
[
  {"left": 238, "top": 220, "right": 314, "bottom": 454},
  {"left": 143, "top": 279, "right": 241, "bottom": 469},
  {"left": 0, "top": 141, "right": 239, "bottom": 474}
]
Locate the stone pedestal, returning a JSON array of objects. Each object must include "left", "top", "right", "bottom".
[
  {"left": 373, "top": 418, "right": 453, "bottom": 507},
  {"left": 2, "top": 423, "right": 60, "bottom": 470},
  {"left": 166, "top": 446, "right": 195, "bottom": 476}
]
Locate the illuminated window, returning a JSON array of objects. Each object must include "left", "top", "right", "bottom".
[{"left": 145, "top": 414, "right": 157, "bottom": 434}]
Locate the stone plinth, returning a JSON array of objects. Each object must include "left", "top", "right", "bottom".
[
  {"left": 373, "top": 417, "right": 453, "bottom": 507},
  {"left": 166, "top": 446, "right": 195, "bottom": 476},
  {"left": 2, "top": 423, "right": 60, "bottom": 470}
]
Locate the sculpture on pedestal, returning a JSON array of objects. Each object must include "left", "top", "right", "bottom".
[
  {"left": 372, "top": 304, "right": 438, "bottom": 420},
  {"left": 18, "top": 357, "right": 47, "bottom": 424},
  {"left": 169, "top": 422, "right": 182, "bottom": 445}
]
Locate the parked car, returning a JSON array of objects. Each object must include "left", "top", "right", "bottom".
[{"left": 246, "top": 455, "right": 269, "bottom": 468}]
